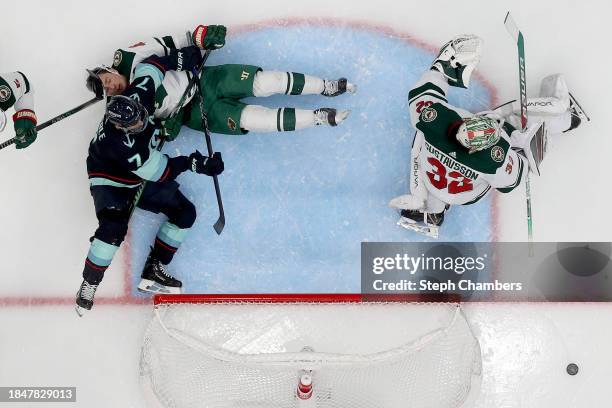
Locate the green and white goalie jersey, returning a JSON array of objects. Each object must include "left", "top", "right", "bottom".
[{"left": 407, "top": 70, "right": 528, "bottom": 210}]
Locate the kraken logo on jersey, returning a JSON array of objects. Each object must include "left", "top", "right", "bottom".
[
  {"left": 113, "top": 50, "right": 123, "bottom": 67},
  {"left": 420, "top": 106, "right": 437, "bottom": 122},
  {"left": 240, "top": 71, "right": 250, "bottom": 81},
  {"left": 0, "top": 85, "right": 12, "bottom": 102}
]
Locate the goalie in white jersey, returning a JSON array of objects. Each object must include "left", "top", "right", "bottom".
[{"left": 390, "top": 34, "right": 587, "bottom": 237}]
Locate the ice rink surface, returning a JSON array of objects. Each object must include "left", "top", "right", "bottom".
[{"left": 1, "top": 0, "right": 611, "bottom": 406}]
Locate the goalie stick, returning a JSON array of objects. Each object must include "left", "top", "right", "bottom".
[
  {"left": 0, "top": 95, "right": 103, "bottom": 151},
  {"left": 504, "top": 12, "right": 534, "bottom": 254}
]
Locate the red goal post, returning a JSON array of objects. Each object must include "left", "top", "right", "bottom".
[{"left": 153, "top": 292, "right": 463, "bottom": 305}]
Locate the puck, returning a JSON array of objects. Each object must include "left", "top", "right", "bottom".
[{"left": 566, "top": 363, "right": 579, "bottom": 376}]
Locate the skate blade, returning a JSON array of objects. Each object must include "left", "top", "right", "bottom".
[
  {"left": 75, "top": 305, "right": 88, "bottom": 317},
  {"left": 397, "top": 217, "right": 439, "bottom": 239},
  {"left": 137, "top": 279, "right": 182, "bottom": 295}
]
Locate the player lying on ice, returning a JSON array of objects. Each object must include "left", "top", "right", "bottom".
[
  {"left": 389, "top": 34, "right": 587, "bottom": 238},
  {"left": 85, "top": 24, "right": 356, "bottom": 140},
  {"left": 0, "top": 71, "right": 38, "bottom": 149},
  {"left": 76, "top": 49, "right": 224, "bottom": 316}
]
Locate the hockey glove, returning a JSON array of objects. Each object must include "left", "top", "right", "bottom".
[
  {"left": 13, "top": 110, "right": 38, "bottom": 149},
  {"left": 192, "top": 25, "right": 227, "bottom": 50},
  {"left": 189, "top": 151, "right": 224, "bottom": 176},
  {"left": 163, "top": 112, "right": 184, "bottom": 141},
  {"left": 170, "top": 46, "right": 204, "bottom": 72},
  {"left": 431, "top": 34, "right": 482, "bottom": 88}
]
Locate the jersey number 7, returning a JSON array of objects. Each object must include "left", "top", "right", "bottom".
[{"left": 426, "top": 157, "right": 474, "bottom": 194}]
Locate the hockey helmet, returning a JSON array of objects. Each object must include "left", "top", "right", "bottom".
[
  {"left": 106, "top": 95, "right": 149, "bottom": 134},
  {"left": 85, "top": 65, "right": 115, "bottom": 98},
  {"left": 456, "top": 115, "right": 501, "bottom": 153},
  {"left": 0, "top": 109, "right": 6, "bottom": 132}
]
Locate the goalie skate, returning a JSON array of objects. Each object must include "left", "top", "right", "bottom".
[
  {"left": 397, "top": 208, "right": 445, "bottom": 238},
  {"left": 397, "top": 217, "right": 439, "bottom": 238},
  {"left": 565, "top": 92, "right": 590, "bottom": 132}
]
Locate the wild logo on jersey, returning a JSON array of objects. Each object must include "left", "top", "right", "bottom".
[{"left": 0, "top": 85, "right": 11, "bottom": 102}]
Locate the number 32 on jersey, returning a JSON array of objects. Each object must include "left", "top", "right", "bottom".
[{"left": 426, "top": 157, "right": 474, "bottom": 194}]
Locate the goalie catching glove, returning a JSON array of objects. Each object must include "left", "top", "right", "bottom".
[
  {"left": 431, "top": 34, "right": 483, "bottom": 88},
  {"left": 192, "top": 25, "right": 227, "bottom": 50}
]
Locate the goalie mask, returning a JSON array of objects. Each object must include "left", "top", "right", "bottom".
[{"left": 456, "top": 116, "right": 502, "bottom": 154}]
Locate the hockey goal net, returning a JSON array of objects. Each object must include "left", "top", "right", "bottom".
[{"left": 140, "top": 294, "right": 481, "bottom": 408}]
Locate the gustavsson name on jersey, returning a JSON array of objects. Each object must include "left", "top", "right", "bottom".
[{"left": 424, "top": 143, "right": 479, "bottom": 181}]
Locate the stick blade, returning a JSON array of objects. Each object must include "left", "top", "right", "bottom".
[
  {"left": 213, "top": 215, "right": 225, "bottom": 235},
  {"left": 504, "top": 12, "right": 520, "bottom": 41}
]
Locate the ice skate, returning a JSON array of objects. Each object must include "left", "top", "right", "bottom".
[
  {"left": 321, "top": 78, "right": 356, "bottom": 97},
  {"left": 75, "top": 280, "right": 99, "bottom": 317},
  {"left": 138, "top": 252, "right": 182, "bottom": 295},
  {"left": 314, "top": 108, "right": 350, "bottom": 127},
  {"left": 397, "top": 209, "right": 445, "bottom": 239}
]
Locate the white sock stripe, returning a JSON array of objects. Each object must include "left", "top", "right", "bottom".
[
  {"left": 287, "top": 72, "right": 294, "bottom": 95},
  {"left": 279, "top": 108, "right": 285, "bottom": 131}
]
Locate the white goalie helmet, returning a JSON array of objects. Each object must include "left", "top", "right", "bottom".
[
  {"left": 456, "top": 115, "right": 502, "bottom": 154},
  {"left": 0, "top": 109, "right": 6, "bottom": 132}
]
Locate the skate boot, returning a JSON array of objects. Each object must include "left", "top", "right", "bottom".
[
  {"left": 397, "top": 208, "right": 446, "bottom": 239},
  {"left": 321, "top": 78, "right": 357, "bottom": 97},
  {"left": 314, "top": 108, "right": 350, "bottom": 127},
  {"left": 564, "top": 92, "right": 590, "bottom": 133},
  {"left": 137, "top": 253, "right": 182, "bottom": 294},
  {"left": 75, "top": 280, "right": 99, "bottom": 317}
]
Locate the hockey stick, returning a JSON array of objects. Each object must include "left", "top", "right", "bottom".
[
  {"left": 129, "top": 50, "right": 212, "bottom": 217},
  {"left": 0, "top": 95, "right": 103, "bottom": 151},
  {"left": 191, "top": 67, "right": 225, "bottom": 235},
  {"left": 504, "top": 12, "right": 534, "bottom": 255}
]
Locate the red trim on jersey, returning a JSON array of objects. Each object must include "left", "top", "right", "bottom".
[
  {"left": 154, "top": 238, "right": 177, "bottom": 252},
  {"left": 146, "top": 59, "right": 167, "bottom": 74},
  {"left": 87, "top": 172, "right": 142, "bottom": 185},
  {"left": 85, "top": 258, "right": 108, "bottom": 271},
  {"left": 157, "top": 166, "right": 171, "bottom": 183}
]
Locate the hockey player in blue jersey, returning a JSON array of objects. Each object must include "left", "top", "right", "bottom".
[{"left": 76, "top": 47, "right": 224, "bottom": 316}]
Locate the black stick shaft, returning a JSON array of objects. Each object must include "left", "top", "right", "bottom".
[{"left": 0, "top": 96, "right": 102, "bottom": 151}]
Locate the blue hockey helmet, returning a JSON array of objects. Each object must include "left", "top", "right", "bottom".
[{"left": 106, "top": 95, "right": 148, "bottom": 134}]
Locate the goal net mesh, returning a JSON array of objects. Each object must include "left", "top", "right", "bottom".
[{"left": 140, "top": 297, "right": 481, "bottom": 408}]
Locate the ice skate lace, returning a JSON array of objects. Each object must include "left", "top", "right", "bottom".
[
  {"left": 154, "top": 262, "right": 174, "bottom": 280},
  {"left": 323, "top": 80, "right": 338, "bottom": 95},
  {"left": 81, "top": 282, "right": 98, "bottom": 300}
]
